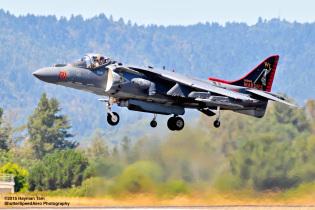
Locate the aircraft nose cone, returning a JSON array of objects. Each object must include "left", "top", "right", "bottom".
[
  {"left": 32, "top": 69, "right": 42, "bottom": 79},
  {"left": 32, "top": 67, "right": 58, "bottom": 83}
]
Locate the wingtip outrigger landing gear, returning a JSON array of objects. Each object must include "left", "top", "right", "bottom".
[
  {"left": 213, "top": 119, "right": 220, "bottom": 128},
  {"left": 213, "top": 106, "right": 221, "bottom": 128},
  {"left": 150, "top": 114, "right": 157, "bottom": 128},
  {"left": 167, "top": 115, "right": 185, "bottom": 131}
]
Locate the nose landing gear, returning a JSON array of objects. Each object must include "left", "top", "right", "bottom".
[
  {"left": 100, "top": 97, "right": 120, "bottom": 126},
  {"left": 107, "top": 112, "right": 120, "bottom": 126}
]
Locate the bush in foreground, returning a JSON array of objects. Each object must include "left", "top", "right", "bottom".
[
  {"left": 0, "top": 162, "right": 29, "bottom": 192},
  {"left": 28, "top": 149, "right": 88, "bottom": 191},
  {"left": 109, "top": 161, "right": 163, "bottom": 195}
]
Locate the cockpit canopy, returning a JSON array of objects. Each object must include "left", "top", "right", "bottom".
[{"left": 71, "top": 54, "right": 111, "bottom": 69}]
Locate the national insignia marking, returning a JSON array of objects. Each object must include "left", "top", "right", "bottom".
[{"left": 59, "top": 71, "right": 67, "bottom": 80}]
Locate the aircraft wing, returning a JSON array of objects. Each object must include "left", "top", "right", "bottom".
[
  {"left": 246, "top": 88, "right": 297, "bottom": 107},
  {"left": 128, "top": 67, "right": 254, "bottom": 101}
]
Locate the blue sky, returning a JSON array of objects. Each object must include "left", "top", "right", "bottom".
[{"left": 1, "top": 0, "right": 315, "bottom": 25}]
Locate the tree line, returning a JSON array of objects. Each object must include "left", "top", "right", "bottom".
[{"left": 0, "top": 93, "right": 314, "bottom": 197}]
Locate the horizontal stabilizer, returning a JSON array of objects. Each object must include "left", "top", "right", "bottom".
[
  {"left": 195, "top": 97, "right": 244, "bottom": 109},
  {"left": 247, "top": 89, "right": 297, "bottom": 107}
]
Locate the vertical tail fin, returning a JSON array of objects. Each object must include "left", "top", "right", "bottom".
[{"left": 209, "top": 55, "right": 279, "bottom": 92}]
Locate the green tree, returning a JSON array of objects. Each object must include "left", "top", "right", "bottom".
[
  {"left": 0, "top": 107, "right": 9, "bottom": 151},
  {"left": 121, "top": 136, "right": 132, "bottom": 164},
  {"left": 305, "top": 100, "right": 315, "bottom": 134},
  {"left": 110, "top": 161, "right": 163, "bottom": 195},
  {"left": 85, "top": 130, "right": 110, "bottom": 159},
  {"left": 27, "top": 93, "right": 78, "bottom": 159},
  {"left": 0, "top": 162, "right": 29, "bottom": 192},
  {"left": 229, "top": 134, "right": 300, "bottom": 191},
  {"left": 79, "top": 177, "right": 109, "bottom": 197},
  {"left": 28, "top": 149, "right": 89, "bottom": 191},
  {"left": 112, "top": 145, "right": 119, "bottom": 160},
  {"left": 271, "top": 102, "right": 310, "bottom": 132},
  {"left": 159, "top": 180, "right": 190, "bottom": 197},
  {"left": 121, "top": 136, "right": 131, "bottom": 154},
  {"left": 83, "top": 130, "right": 122, "bottom": 179},
  {"left": 292, "top": 135, "right": 315, "bottom": 183},
  {"left": 84, "top": 157, "right": 122, "bottom": 179}
]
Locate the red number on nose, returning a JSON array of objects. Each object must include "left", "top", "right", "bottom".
[{"left": 59, "top": 71, "right": 67, "bottom": 80}]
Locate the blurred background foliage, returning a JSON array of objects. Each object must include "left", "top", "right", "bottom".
[
  {"left": 0, "top": 10, "right": 314, "bottom": 138},
  {"left": 0, "top": 94, "right": 314, "bottom": 198},
  {"left": 0, "top": 11, "right": 315, "bottom": 199}
]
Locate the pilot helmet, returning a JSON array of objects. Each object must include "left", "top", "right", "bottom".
[{"left": 104, "top": 56, "right": 110, "bottom": 63}]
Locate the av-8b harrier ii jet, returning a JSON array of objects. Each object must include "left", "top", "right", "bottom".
[{"left": 33, "top": 54, "right": 295, "bottom": 131}]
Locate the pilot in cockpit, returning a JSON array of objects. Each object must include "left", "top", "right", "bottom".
[
  {"left": 99, "top": 56, "right": 111, "bottom": 66},
  {"left": 72, "top": 54, "right": 111, "bottom": 69},
  {"left": 99, "top": 56, "right": 105, "bottom": 65},
  {"left": 91, "top": 55, "right": 99, "bottom": 68},
  {"left": 91, "top": 55, "right": 111, "bottom": 68}
]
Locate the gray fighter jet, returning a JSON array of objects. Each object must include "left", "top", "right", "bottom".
[{"left": 33, "top": 53, "right": 295, "bottom": 131}]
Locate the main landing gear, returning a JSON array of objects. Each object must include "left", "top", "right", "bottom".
[
  {"left": 167, "top": 116, "right": 185, "bottom": 131},
  {"left": 101, "top": 97, "right": 220, "bottom": 130},
  {"left": 149, "top": 114, "right": 184, "bottom": 131},
  {"left": 149, "top": 114, "right": 185, "bottom": 131}
]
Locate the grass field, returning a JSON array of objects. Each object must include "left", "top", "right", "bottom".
[{"left": 1, "top": 190, "right": 315, "bottom": 208}]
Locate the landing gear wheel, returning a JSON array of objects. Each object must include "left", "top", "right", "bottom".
[
  {"left": 174, "top": 117, "right": 185, "bottom": 130},
  {"left": 150, "top": 120, "right": 157, "bottom": 128},
  {"left": 107, "top": 112, "right": 120, "bottom": 126},
  {"left": 167, "top": 116, "right": 185, "bottom": 131},
  {"left": 167, "top": 117, "right": 176, "bottom": 131},
  {"left": 213, "top": 120, "right": 221, "bottom": 128}
]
